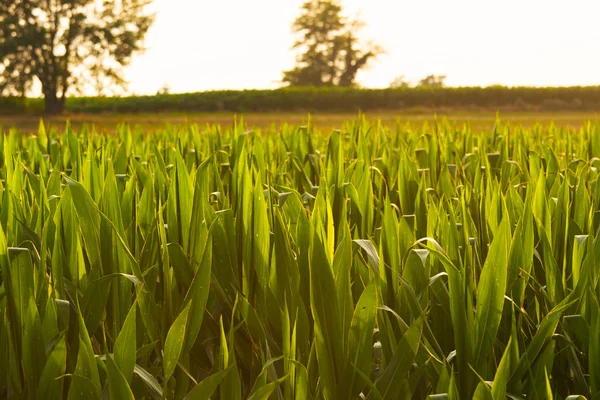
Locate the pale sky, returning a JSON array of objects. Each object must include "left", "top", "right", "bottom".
[{"left": 124, "top": 0, "right": 600, "bottom": 95}]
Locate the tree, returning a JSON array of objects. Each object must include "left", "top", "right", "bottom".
[
  {"left": 389, "top": 75, "right": 411, "bottom": 89},
  {"left": 0, "top": 1, "right": 154, "bottom": 114},
  {"left": 283, "top": 0, "right": 382, "bottom": 87},
  {"left": 417, "top": 74, "right": 447, "bottom": 88},
  {"left": 157, "top": 82, "right": 171, "bottom": 95}
]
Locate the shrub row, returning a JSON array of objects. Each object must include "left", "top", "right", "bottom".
[
  {"left": 0, "top": 97, "right": 43, "bottom": 114},
  {"left": 3, "top": 86, "right": 600, "bottom": 114}
]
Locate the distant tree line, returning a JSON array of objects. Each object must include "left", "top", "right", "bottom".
[
  {"left": 4, "top": 0, "right": 559, "bottom": 116},
  {"left": 0, "top": 0, "right": 446, "bottom": 114},
  {"left": 2, "top": 86, "right": 597, "bottom": 115},
  {"left": 390, "top": 74, "right": 448, "bottom": 89}
]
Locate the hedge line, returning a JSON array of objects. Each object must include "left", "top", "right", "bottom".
[
  {"left": 3, "top": 86, "right": 600, "bottom": 114},
  {"left": 0, "top": 97, "right": 43, "bottom": 114}
]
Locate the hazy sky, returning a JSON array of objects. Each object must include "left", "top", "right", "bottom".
[{"left": 125, "top": 0, "right": 600, "bottom": 95}]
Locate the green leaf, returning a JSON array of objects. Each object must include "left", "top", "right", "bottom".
[
  {"left": 589, "top": 292, "right": 600, "bottom": 394},
  {"left": 67, "top": 307, "right": 102, "bottom": 400},
  {"left": 472, "top": 382, "right": 493, "bottom": 400},
  {"left": 344, "top": 283, "right": 377, "bottom": 397},
  {"left": 353, "top": 239, "right": 381, "bottom": 275},
  {"left": 310, "top": 226, "right": 343, "bottom": 398},
  {"left": 134, "top": 364, "right": 163, "bottom": 400},
  {"left": 247, "top": 375, "right": 288, "bottom": 400},
  {"left": 67, "top": 375, "right": 102, "bottom": 400},
  {"left": 163, "top": 301, "right": 192, "bottom": 383},
  {"left": 375, "top": 318, "right": 423, "bottom": 399},
  {"left": 510, "top": 296, "right": 575, "bottom": 385},
  {"left": 114, "top": 301, "right": 137, "bottom": 384},
  {"left": 473, "top": 215, "right": 511, "bottom": 370},
  {"left": 36, "top": 334, "right": 67, "bottom": 400},
  {"left": 64, "top": 175, "right": 102, "bottom": 275},
  {"left": 184, "top": 367, "right": 232, "bottom": 400},
  {"left": 105, "top": 354, "right": 135, "bottom": 400},
  {"left": 491, "top": 336, "right": 514, "bottom": 399}
]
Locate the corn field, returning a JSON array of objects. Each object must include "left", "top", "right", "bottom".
[{"left": 1, "top": 118, "right": 600, "bottom": 399}]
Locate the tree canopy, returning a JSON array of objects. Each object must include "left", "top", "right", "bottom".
[
  {"left": 389, "top": 74, "right": 448, "bottom": 89},
  {"left": 283, "top": 0, "right": 383, "bottom": 88},
  {"left": 417, "top": 74, "right": 447, "bottom": 88},
  {"left": 0, "top": 0, "right": 154, "bottom": 114}
]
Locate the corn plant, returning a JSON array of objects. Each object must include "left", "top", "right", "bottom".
[{"left": 1, "top": 118, "right": 600, "bottom": 399}]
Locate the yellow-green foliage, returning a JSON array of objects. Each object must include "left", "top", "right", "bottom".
[
  {"left": 3, "top": 86, "right": 600, "bottom": 114},
  {"left": 1, "top": 118, "right": 600, "bottom": 399}
]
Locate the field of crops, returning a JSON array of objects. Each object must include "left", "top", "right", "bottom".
[{"left": 1, "top": 118, "right": 600, "bottom": 399}]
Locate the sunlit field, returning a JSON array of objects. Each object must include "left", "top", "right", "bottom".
[{"left": 1, "top": 117, "right": 600, "bottom": 399}]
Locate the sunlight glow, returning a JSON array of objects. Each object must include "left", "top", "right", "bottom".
[{"left": 124, "top": 0, "right": 600, "bottom": 95}]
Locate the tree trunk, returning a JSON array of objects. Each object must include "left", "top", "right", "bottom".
[{"left": 44, "top": 92, "right": 65, "bottom": 114}]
